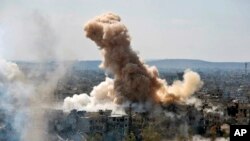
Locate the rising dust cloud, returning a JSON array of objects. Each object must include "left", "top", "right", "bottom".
[{"left": 63, "top": 13, "right": 203, "bottom": 112}]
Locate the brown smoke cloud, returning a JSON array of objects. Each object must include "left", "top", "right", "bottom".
[
  {"left": 64, "top": 12, "right": 202, "bottom": 112},
  {"left": 84, "top": 12, "right": 202, "bottom": 105}
]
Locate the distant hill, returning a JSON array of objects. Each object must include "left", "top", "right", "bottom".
[
  {"left": 73, "top": 59, "right": 248, "bottom": 71},
  {"left": 15, "top": 59, "right": 249, "bottom": 71},
  {"left": 73, "top": 60, "right": 101, "bottom": 70},
  {"left": 146, "top": 59, "right": 249, "bottom": 71}
]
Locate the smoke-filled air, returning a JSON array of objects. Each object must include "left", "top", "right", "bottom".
[
  {"left": 63, "top": 13, "right": 203, "bottom": 112},
  {"left": 0, "top": 57, "right": 69, "bottom": 141}
]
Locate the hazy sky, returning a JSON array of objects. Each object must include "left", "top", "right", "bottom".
[{"left": 0, "top": 0, "right": 250, "bottom": 62}]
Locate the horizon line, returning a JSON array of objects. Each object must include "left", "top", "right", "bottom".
[{"left": 9, "top": 58, "right": 250, "bottom": 63}]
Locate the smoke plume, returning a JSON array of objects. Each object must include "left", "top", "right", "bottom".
[
  {"left": 0, "top": 58, "right": 36, "bottom": 141},
  {"left": 0, "top": 11, "right": 71, "bottom": 141},
  {"left": 63, "top": 77, "right": 117, "bottom": 112},
  {"left": 0, "top": 57, "right": 70, "bottom": 141},
  {"left": 63, "top": 12, "right": 203, "bottom": 112}
]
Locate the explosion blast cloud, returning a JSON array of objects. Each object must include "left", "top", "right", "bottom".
[{"left": 63, "top": 13, "right": 203, "bottom": 112}]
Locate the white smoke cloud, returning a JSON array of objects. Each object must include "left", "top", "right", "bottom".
[
  {"left": 0, "top": 58, "right": 70, "bottom": 141},
  {"left": 0, "top": 9, "right": 72, "bottom": 140},
  {"left": 184, "top": 96, "right": 202, "bottom": 109},
  {"left": 63, "top": 77, "right": 122, "bottom": 113},
  {"left": 0, "top": 58, "right": 34, "bottom": 140},
  {"left": 0, "top": 58, "right": 23, "bottom": 81}
]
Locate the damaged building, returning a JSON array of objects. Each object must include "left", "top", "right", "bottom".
[{"left": 49, "top": 109, "right": 129, "bottom": 141}]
